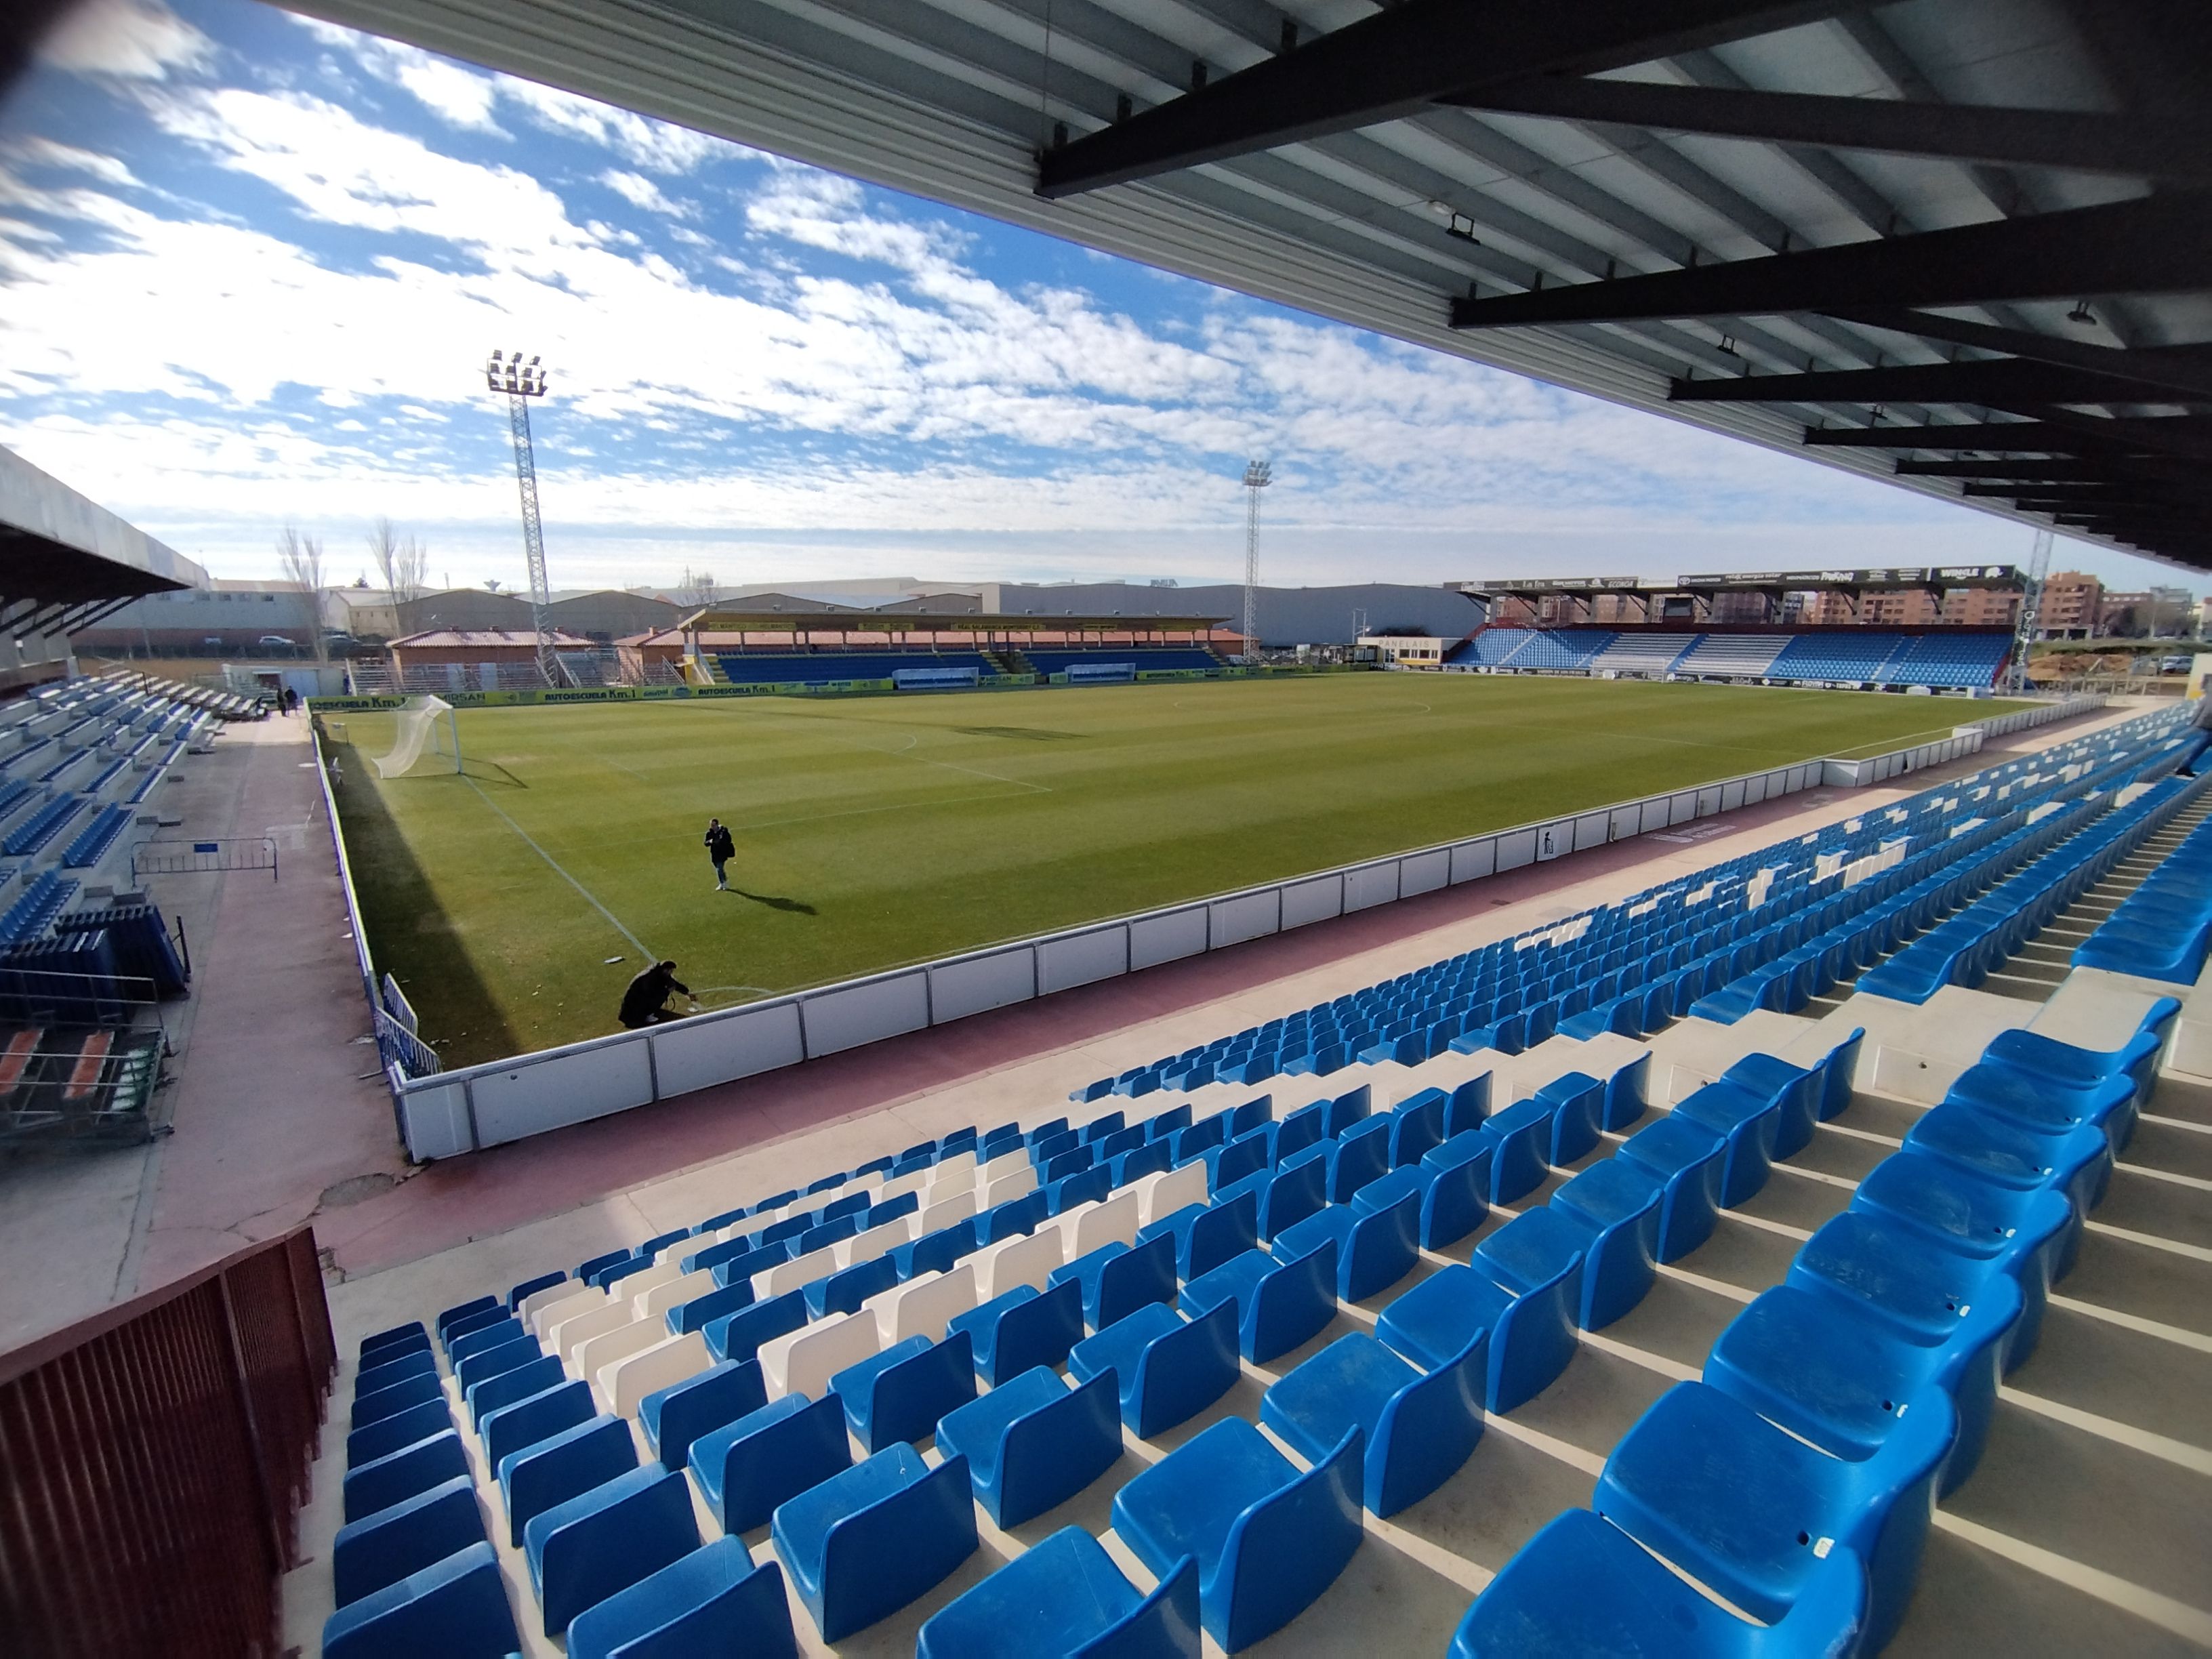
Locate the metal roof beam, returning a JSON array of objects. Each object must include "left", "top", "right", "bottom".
[
  {"left": 1449, "top": 189, "right": 2212, "bottom": 325},
  {"left": 1803, "top": 421, "right": 2108, "bottom": 452},
  {"left": 1831, "top": 308, "right": 2212, "bottom": 400},
  {"left": 1668, "top": 356, "right": 2207, "bottom": 407},
  {"left": 1439, "top": 79, "right": 2212, "bottom": 182},
  {"left": 1895, "top": 456, "right": 2198, "bottom": 484},
  {"left": 1035, "top": 0, "right": 1846, "bottom": 197}
]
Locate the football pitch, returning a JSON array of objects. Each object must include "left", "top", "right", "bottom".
[{"left": 329, "top": 675, "right": 2027, "bottom": 1066}]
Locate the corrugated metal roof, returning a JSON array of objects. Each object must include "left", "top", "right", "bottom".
[{"left": 289, "top": 0, "right": 2212, "bottom": 569}]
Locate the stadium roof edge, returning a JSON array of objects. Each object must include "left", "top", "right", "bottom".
[
  {"left": 674, "top": 608, "right": 1236, "bottom": 634},
  {"left": 0, "top": 444, "right": 206, "bottom": 598},
  {"left": 279, "top": 0, "right": 2211, "bottom": 573}
]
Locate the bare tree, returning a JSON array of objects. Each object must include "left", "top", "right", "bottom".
[
  {"left": 275, "top": 525, "right": 328, "bottom": 661},
  {"left": 368, "top": 517, "right": 430, "bottom": 634},
  {"left": 678, "top": 565, "right": 718, "bottom": 609}
]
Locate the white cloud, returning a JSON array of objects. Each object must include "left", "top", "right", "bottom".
[
  {"left": 2, "top": 136, "right": 141, "bottom": 186},
  {"left": 599, "top": 169, "right": 692, "bottom": 218},
  {"left": 36, "top": 0, "right": 211, "bottom": 80}
]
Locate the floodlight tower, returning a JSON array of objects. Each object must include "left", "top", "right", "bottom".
[
  {"left": 485, "top": 349, "right": 558, "bottom": 685},
  {"left": 2006, "top": 527, "right": 2053, "bottom": 695},
  {"left": 1242, "top": 459, "right": 1272, "bottom": 661}
]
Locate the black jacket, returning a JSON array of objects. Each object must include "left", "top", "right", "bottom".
[
  {"left": 619, "top": 964, "right": 689, "bottom": 1025},
  {"left": 704, "top": 824, "right": 735, "bottom": 861}
]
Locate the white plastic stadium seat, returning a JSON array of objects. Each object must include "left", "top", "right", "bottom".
[
  {"left": 977, "top": 1229, "right": 1065, "bottom": 1300},
  {"left": 758, "top": 1311, "right": 881, "bottom": 1400},
  {"left": 980, "top": 1149, "right": 1028, "bottom": 1184},
  {"left": 869, "top": 1263, "right": 979, "bottom": 1346},
  {"left": 836, "top": 1216, "right": 918, "bottom": 1268},
  {"left": 572, "top": 1314, "right": 661, "bottom": 1379},
  {"left": 1136, "top": 1160, "right": 1209, "bottom": 1226},
  {"left": 523, "top": 1282, "right": 595, "bottom": 1331},
  {"left": 981, "top": 1168, "right": 1038, "bottom": 1208},
  {"left": 634, "top": 1269, "right": 718, "bottom": 1323},
  {"left": 548, "top": 1300, "right": 634, "bottom": 1359},
  {"left": 598, "top": 1331, "right": 711, "bottom": 1417},
  {"left": 916, "top": 1191, "right": 977, "bottom": 1234},
  {"left": 755, "top": 1244, "right": 840, "bottom": 1298},
  {"left": 1073, "top": 1189, "right": 1143, "bottom": 1258}
]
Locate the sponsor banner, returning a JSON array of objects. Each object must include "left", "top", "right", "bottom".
[{"left": 306, "top": 695, "right": 408, "bottom": 712}]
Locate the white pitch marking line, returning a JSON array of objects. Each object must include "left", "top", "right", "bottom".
[{"left": 463, "top": 777, "right": 656, "bottom": 962}]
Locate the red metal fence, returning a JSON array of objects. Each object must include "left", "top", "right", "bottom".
[{"left": 0, "top": 1227, "right": 335, "bottom": 1658}]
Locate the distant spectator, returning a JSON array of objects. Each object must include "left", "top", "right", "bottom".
[
  {"left": 327, "top": 754, "right": 342, "bottom": 787},
  {"left": 704, "top": 817, "right": 736, "bottom": 890},
  {"left": 618, "top": 960, "right": 691, "bottom": 1028}
]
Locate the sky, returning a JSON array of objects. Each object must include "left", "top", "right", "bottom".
[{"left": 0, "top": 0, "right": 2194, "bottom": 597}]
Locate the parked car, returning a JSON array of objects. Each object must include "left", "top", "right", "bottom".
[{"left": 255, "top": 634, "right": 300, "bottom": 653}]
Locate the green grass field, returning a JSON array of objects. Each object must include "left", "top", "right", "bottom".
[{"left": 329, "top": 675, "right": 2026, "bottom": 1066}]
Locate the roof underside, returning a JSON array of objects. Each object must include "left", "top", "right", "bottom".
[
  {"left": 679, "top": 609, "right": 1231, "bottom": 632},
  {"left": 288, "top": 0, "right": 2212, "bottom": 570}
]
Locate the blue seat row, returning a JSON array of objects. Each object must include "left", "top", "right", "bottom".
[{"left": 1447, "top": 995, "right": 2172, "bottom": 1655}]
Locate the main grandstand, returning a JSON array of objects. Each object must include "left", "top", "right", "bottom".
[
  {"left": 6, "top": 0, "right": 2210, "bottom": 1656},
  {"left": 1450, "top": 567, "right": 2030, "bottom": 692}
]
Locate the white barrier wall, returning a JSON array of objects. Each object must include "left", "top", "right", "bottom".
[{"left": 390, "top": 705, "right": 2099, "bottom": 1159}]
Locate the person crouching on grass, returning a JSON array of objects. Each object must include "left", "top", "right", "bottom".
[
  {"left": 619, "top": 960, "right": 691, "bottom": 1028},
  {"left": 705, "top": 816, "right": 736, "bottom": 891}
]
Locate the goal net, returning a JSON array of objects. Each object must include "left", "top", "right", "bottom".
[{"left": 374, "top": 695, "right": 459, "bottom": 779}]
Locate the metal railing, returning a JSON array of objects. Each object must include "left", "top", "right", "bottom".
[
  {"left": 0, "top": 1227, "right": 335, "bottom": 1658},
  {"left": 131, "top": 836, "right": 280, "bottom": 883}
]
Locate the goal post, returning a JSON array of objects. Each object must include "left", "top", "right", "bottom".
[{"left": 374, "top": 695, "right": 462, "bottom": 779}]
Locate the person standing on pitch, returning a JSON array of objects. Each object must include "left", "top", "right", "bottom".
[
  {"left": 618, "top": 960, "right": 691, "bottom": 1028},
  {"left": 704, "top": 817, "right": 736, "bottom": 890}
]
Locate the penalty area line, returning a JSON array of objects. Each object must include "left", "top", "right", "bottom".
[{"left": 463, "top": 776, "right": 657, "bottom": 964}]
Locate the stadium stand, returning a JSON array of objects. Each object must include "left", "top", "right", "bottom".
[
  {"left": 1019, "top": 647, "right": 1225, "bottom": 676},
  {"left": 1452, "top": 626, "right": 2012, "bottom": 689},
  {"left": 713, "top": 650, "right": 1001, "bottom": 686},
  {"left": 306, "top": 700, "right": 2205, "bottom": 1656},
  {"left": 1586, "top": 632, "right": 1698, "bottom": 675},
  {"left": 1672, "top": 634, "right": 1789, "bottom": 678},
  {"left": 1766, "top": 631, "right": 1912, "bottom": 684}
]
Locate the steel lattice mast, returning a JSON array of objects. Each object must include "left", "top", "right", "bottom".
[
  {"left": 2005, "top": 527, "right": 2053, "bottom": 695},
  {"left": 485, "top": 350, "right": 558, "bottom": 685},
  {"left": 1242, "top": 459, "right": 1271, "bottom": 659}
]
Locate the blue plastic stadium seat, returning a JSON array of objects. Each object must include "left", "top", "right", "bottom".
[
  {"left": 465, "top": 1355, "right": 564, "bottom": 1432},
  {"left": 446, "top": 1313, "right": 525, "bottom": 1366},
  {"left": 1410, "top": 1131, "right": 1495, "bottom": 1247},
  {"left": 1534, "top": 1071, "right": 1603, "bottom": 1163},
  {"left": 1376, "top": 1259, "right": 1572, "bottom": 1412},
  {"left": 1852, "top": 1150, "right": 2077, "bottom": 1298},
  {"left": 497, "top": 1414, "right": 636, "bottom": 1547},
  {"left": 947, "top": 1279, "right": 1085, "bottom": 1386},
  {"left": 831, "top": 1330, "right": 978, "bottom": 1452},
  {"left": 453, "top": 1333, "right": 543, "bottom": 1395},
  {"left": 1902, "top": 1101, "right": 2111, "bottom": 1217},
  {"left": 1595, "top": 1380, "right": 1955, "bottom": 1652},
  {"left": 357, "top": 1345, "right": 436, "bottom": 1395},
  {"left": 330, "top": 1474, "right": 483, "bottom": 1607},
  {"left": 1717, "top": 1052, "right": 1822, "bottom": 1159},
  {"left": 481, "top": 1379, "right": 595, "bottom": 1472},
  {"left": 1180, "top": 1237, "right": 1338, "bottom": 1363},
  {"left": 771, "top": 1443, "right": 979, "bottom": 1641},
  {"left": 343, "top": 1429, "right": 470, "bottom": 1525},
  {"left": 1139, "top": 1189, "right": 1259, "bottom": 1281},
  {"left": 1614, "top": 1116, "right": 1727, "bottom": 1261},
  {"left": 935, "top": 1364, "right": 1123, "bottom": 1526},
  {"left": 1547, "top": 1160, "right": 1664, "bottom": 1329},
  {"left": 1051, "top": 1233, "right": 1179, "bottom": 1332},
  {"left": 321, "top": 1540, "right": 520, "bottom": 1659},
  {"left": 806, "top": 1253, "right": 899, "bottom": 1319},
  {"left": 1112, "top": 1416, "right": 1364, "bottom": 1652},
  {"left": 1706, "top": 1271, "right": 2020, "bottom": 1497},
  {"left": 1069, "top": 1299, "right": 1240, "bottom": 1437},
  {"left": 567, "top": 1538, "right": 798, "bottom": 1659},
  {"left": 435, "top": 1294, "right": 501, "bottom": 1343},
  {"left": 1448, "top": 1509, "right": 1867, "bottom": 1659},
  {"left": 1670, "top": 1080, "right": 1784, "bottom": 1206},
  {"left": 1275, "top": 1187, "right": 1419, "bottom": 1303},
  {"left": 360, "top": 1322, "right": 428, "bottom": 1364},
  {"left": 1477, "top": 1099, "right": 1553, "bottom": 1202},
  {"left": 895, "top": 1218, "right": 980, "bottom": 1281},
  {"left": 918, "top": 1525, "right": 1200, "bottom": 1659},
  {"left": 668, "top": 1278, "right": 754, "bottom": 1336},
  {"left": 1205, "top": 1127, "right": 1275, "bottom": 1194},
  {"left": 346, "top": 1398, "right": 453, "bottom": 1469},
  {"left": 705, "top": 1288, "right": 808, "bottom": 1365},
  {"left": 1048, "top": 1165, "right": 1113, "bottom": 1212},
  {"left": 525, "top": 1462, "right": 700, "bottom": 1637},
  {"left": 1264, "top": 1329, "right": 1483, "bottom": 1517},
  {"left": 639, "top": 1357, "right": 768, "bottom": 1470},
  {"left": 1946, "top": 1060, "right": 2139, "bottom": 1153},
  {"left": 688, "top": 1391, "right": 852, "bottom": 1533},
  {"left": 1313, "top": 1115, "right": 1392, "bottom": 1201}
]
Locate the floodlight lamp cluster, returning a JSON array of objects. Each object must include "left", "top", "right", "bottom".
[
  {"left": 485, "top": 348, "right": 550, "bottom": 397},
  {"left": 1243, "top": 459, "right": 1273, "bottom": 489}
]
